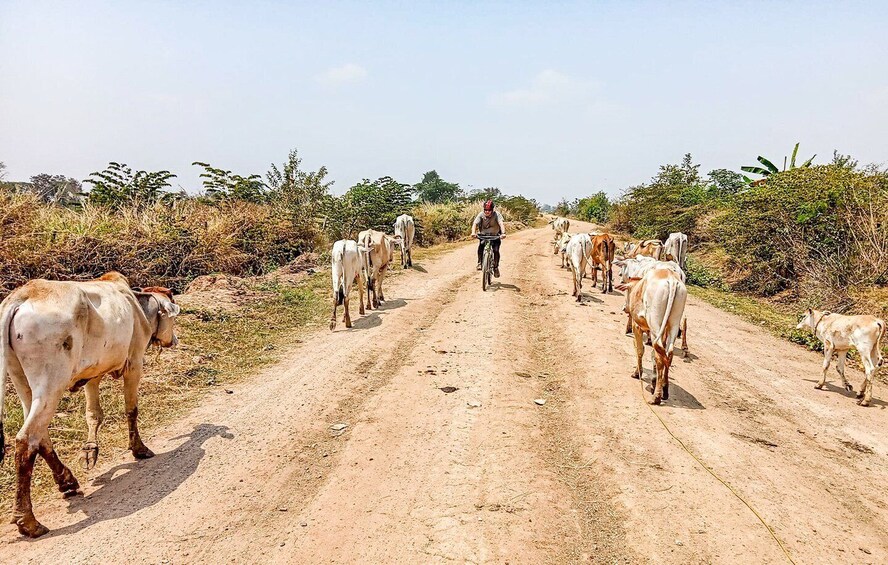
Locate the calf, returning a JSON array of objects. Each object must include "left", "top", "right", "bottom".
[
  {"left": 330, "top": 240, "right": 367, "bottom": 330},
  {"left": 588, "top": 233, "right": 616, "bottom": 293},
  {"left": 393, "top": 214, "right": 415, "bottom": 268},
  {"left": 664, "top": 232, "right": 689, "bottom": 270},
  {"left": 566, "top": 233, "right": 593, "bottom": 302},
  {"left": 626, "top": 267, "right": 688, "bottom": 405},
  {"left": 358, "top": 229, "right": 400, "bottom": 309},
  {"left": 796, "top": 309, "right": 885, "bottom": 406},
  {"left": 0, "top": 273, "right": 180, "bottom": 537}
]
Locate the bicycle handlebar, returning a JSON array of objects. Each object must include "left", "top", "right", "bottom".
[{"left": 475, "top": 234, "right": 503, "bottom": 240}]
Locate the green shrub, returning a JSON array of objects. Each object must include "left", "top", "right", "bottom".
[{"left": 684, "top": 256, "right": 727, "bottom": 290}]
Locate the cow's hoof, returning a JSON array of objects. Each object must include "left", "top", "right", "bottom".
[
  {"left": 857, "top": 399, "right": 870, "bottom": 407},
  {"left": 132, "top": 446, "right": 155, "bottom": 460},
  {"left": 649, "top": 396, "right": 662, "bottom": 406},
  {"left": 81, "top": 443, "right": 99, "bottom": 470},
  {"left": 845, "top": 383, "right": 853, "bottom": 392},
  {"left": 62, "top": 487, "right": 82, "bottom": 499},
  {"left": 15, "top": 515, "right": 49, "bottom": 538},
  {"left": 329, "top": 320, "right": 336, "bottom": 331},
  {"left": 345, "top": 321, "right": 352, "bottom": 329},
  {"left": 58, "top": 475, "right": 80, "bottom": 495},
  {"left": 814, "top": 383, "right": 824, "bottom": 390},
  {"left": 663, "top": 386, "right": 669, "bottom": 401},
  {"left": 855, "top": 391, "right": 864, "bottom": 399},
  {"left": 630, "top": 371, "right": 640, "bottom": 380}
]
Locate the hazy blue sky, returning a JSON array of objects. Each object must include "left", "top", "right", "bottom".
[{"left": 1, "top": 1, "right": 886, "bottom": 202}]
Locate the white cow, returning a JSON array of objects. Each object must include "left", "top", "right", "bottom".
[
  {"left": 796, "top": 309, "right": 885, "bottom": 406},
  {"left": 393, "top": 214, "right": 415, "bottom": 269},
  {"left": 330, "top": 240, "right": 367, "bottom": 330},
  {"left": 0, "top": 273, "right": 180, "bottom": 537},
  {"left": 358, "top": 229, "right": 400, "bottom": 309},
  {"left": 566, "top": 233, "right": 593, "bottom": 302},
  {"left": 626, "top": 267, "right": 688, "bottom": 405},
  {"left": 551, "top": 217, "right": 570, "bottom": 238},
  {"left": 554, "top": 231, "right": 572, "bottom": 268},
  {"left": 664, "top": 232, "right": 689, "bottom": 270}
]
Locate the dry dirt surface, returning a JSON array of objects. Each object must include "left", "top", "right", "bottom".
[{"left": 3, "top": 222, "right": 887, "bottom": 564}]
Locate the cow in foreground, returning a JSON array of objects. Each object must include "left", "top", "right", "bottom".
[
  {"left": 330, "top": 240, "right": 367, "bottom": 330},
  {"left": 796, "top": 309, "right": 885, "bottom": 406},
  {"left": 358, "top": 229, "right": 400, "bottom": 309},
  {"left": 663, "top": 232, "right": 688, "bottom": 270},
  {"left": 0, "top": 273, "right": 180, "bottom": 537},
  {"left": 615, "top": 257, "right": 689, "bottom": 352},
  {"left": 588, "top": 233, "right": 616, "bottom": 293},
  {"left": 626, "top": 267, "right": 688, "bottom": 404},
  {"left": 566, "top": 233, "right": 593, "bottom": 302},
  {"left": 393, "top": 214, "right": 415, "bottom": 268}
]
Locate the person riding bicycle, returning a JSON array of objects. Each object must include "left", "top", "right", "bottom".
[{"left": 471, "top": 199, "right": 506, "bottom": 278}]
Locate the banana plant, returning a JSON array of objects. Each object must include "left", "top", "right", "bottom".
[{"left": 741, "top": 142, "right": 815, "bottom": 182}]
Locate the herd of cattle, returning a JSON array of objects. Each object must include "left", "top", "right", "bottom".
[
  {"left": 0, "top": 213, "right": 883, "bottom": 539},
  {"left": 547, "top": 216, "right": 884, "bottom": 410}
]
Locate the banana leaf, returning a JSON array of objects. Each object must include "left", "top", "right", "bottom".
[
  {"left": 790, "top": 142, "right": 799, "bottom": 168},
  {"left": 800, "top": 154, "right": 816, "bottom": 168},
  {"left": 756, "top": 156, "right": 780, "bottom": 173},
  {"left": 741, "top": 165, "right": 771, "bottom": 176}
]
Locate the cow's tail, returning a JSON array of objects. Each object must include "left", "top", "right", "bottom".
[
  {"left": 651, "top": 278, "right": 679, "bottom": 353},
  {"left": 876, "top": 319, "right": 886, "bottom": 367},
  {"left": 332, "top": 244, "right": 346, "bottom": 306},
  {"left": 0, "top": 299, "right": 21, "bottom": 464}
]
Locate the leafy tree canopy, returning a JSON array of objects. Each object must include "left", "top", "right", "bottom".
[
  {"left": 414, "top": 170, "right": 462, "bottom": 203},
  {"left": 84, "top": 162, "right": 177, "bottom": 207}
]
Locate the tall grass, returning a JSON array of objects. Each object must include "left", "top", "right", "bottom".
[
  {"left": 412, "top": 200, "right": 531, "bottom": 245},
  {"left": 0, "top": 190, "right": 319, "bottom": 297}
]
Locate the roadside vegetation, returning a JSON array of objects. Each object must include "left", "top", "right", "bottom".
[{"left": 563, "top": 148, "right": 888, "bottom": 356}]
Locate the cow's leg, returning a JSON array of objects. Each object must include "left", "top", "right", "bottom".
[
  {"left": 650, "top": 349, "right": 665, "bottom": 405},
  {"left": 680, "top": 317, "right": 689, "bottom": 352},
  {"left": 858, "top": 353, "right": 877, "bottom": 406},
  {"left": 815, "top": 344, "right": 833, "bottom": 389},
  {"left": 631, "top": 323, "right": 644, "bottom": 380},
  {"left": 123, "top": 363, "right": 154, "bottom": 459},
  {"left": 343, "top": 292, "right": 352, "bottom": 328},
  {"left": 81, "top": 378, "right": 103, "bottom": 469},
  {"left": 12, "top": 388, "right": 62, "bottom": 538},
  {"left": 329, "top": 293, "right": 338, "bottom": 331},
  {"left": 39, "top": 436, "right": 79, "bottom": 497},
  {"left": 357, "top": 272, "right": 366, "bottom": 316},
  {"left": 663, "top": 351, "right": 673, "bottom": 401},
  {"left": 835, "top": 350, "right": 851, "bottom": 391},
  {"left": 378, "top": 265, "right": 388, "bottom": 302}
]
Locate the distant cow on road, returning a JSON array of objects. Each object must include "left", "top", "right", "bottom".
[{"left": 393, "top": 214, "right": 415, "bottom": 269}]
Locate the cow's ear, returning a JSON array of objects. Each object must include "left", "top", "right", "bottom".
[
  {"left": 161, "top": 302, "right": 181, "bottom": 317},
  {"left": 806, "top": 308, "right": 812, "bottom": 315},
  {"left": 131, "top": 287, "right": 144, "bottom": 292}
]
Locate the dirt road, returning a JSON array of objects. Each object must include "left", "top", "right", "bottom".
[{"left": 3, "top": 222, "right": 886, "bottom": 564}]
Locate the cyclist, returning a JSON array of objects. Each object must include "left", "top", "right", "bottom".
[{"left": 471, "top": 199, "right": 506, "bottom": 277}]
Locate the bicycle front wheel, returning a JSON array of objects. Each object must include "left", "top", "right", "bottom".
[{"left": 482, "top": 246, "right": 492, "bottom": 291}]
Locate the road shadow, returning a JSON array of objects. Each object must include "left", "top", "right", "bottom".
[
  {"left": 491, "top": 283, "right": 521, "bottom": 293},
  {"left": 349, "top": 298, "right": 407, "bottom": 330},
  {"left": 801, "top": 379, "right": 888, "bottom": 408},
  {"left": 642, "top": 370, "right": 705, "bottom": 409},
  {"left": 37, "top": 424, "right": 233, "bottom": 539},
  {"left": 577, "top": 293, "right": 604, "bottom": 304},
  {"left": 410, "top": 265, "right": 428, "bottom": 273}
]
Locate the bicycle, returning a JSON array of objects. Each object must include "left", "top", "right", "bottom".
[{"left": 476, "top": 234, "right": 502, "bottom": 291}]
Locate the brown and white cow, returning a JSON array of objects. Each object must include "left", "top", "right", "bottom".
[
  {"left": 626, "top": 267, "right": 688, "bottom": 405},
  {"left": 330, "top": 239, "right": 367, "bottom": 330},
  {"left": 358, "top": 229, "right": 400, "bottom": 309},
  {"left": 624, "top": 239, "right": 664, "bottom": 261},
  {"left": 0, "top": 272, "right": 180, "bottom": 537},
  {"left": 587, "top": 232, "right": 616, "bottom": 293},
  {"left": 796, "top": 309, "right": 885, "bottom": 406},
  {"left": 615, "top": 257, "right": 689, "bottom": 353}
]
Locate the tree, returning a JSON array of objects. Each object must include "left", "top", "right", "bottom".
[
  {"left": 29, "top": 174, "right": 84, "bottom": 205},
  {"left": 553, "top": 198, "right": 572, "bottom": 217},
  {"left": 707, "top": 169, "right": 746, "bottom": 197},
  {"left": 0, "top": 161, "right": 6, "bottom": 182},
  {"left": 266, "top": 148, "right": 333, "bottom": 242},
  {"left": 741, "top": 142, "right": 815, "bottom": 181},
  {"left": 465, "top": 186, "right": 503, "bottom": 201},
  {"left": 193, "top": 162, "right": 267, "bottom": 202},
  {"left": 325, "top": 176, "right": 412, "bottom": 240},
  {"left": 575, "top": 192, "right": 611, "bottom": 223},
  {"left": 84, "top": 162, "right": 176, "bottom": 207},
  {"left": 413, "top": 170, "right": 462, "bottom": 203}
]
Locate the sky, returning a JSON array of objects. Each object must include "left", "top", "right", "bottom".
[{"left": 1, "top": 1, "right": 887, "bottom": 203}]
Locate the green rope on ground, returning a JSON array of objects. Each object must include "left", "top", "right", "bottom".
[{"left": 639, "top": 378, "right": 797, "bottom": 565}]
